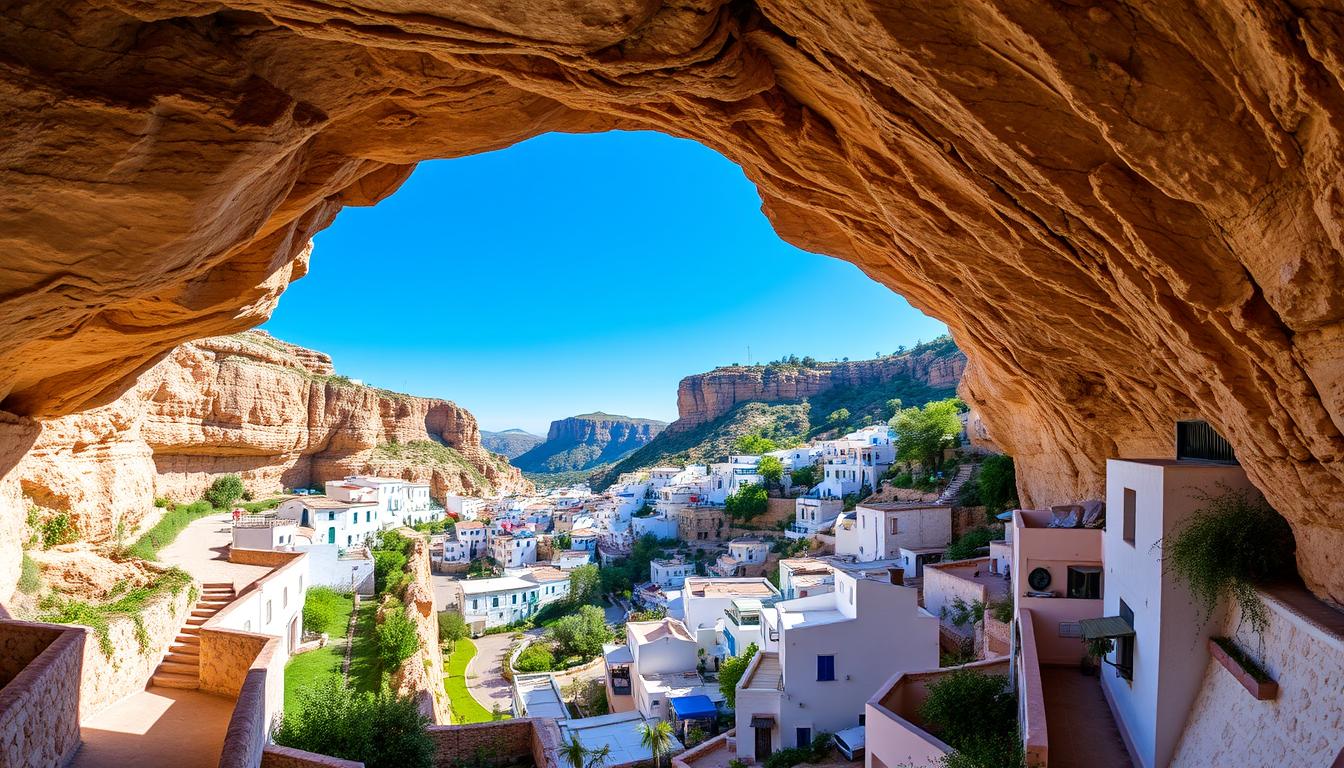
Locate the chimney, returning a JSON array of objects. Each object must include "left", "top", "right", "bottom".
[{"left": 888, "top": 567, "right": 904, "bottom": 586}]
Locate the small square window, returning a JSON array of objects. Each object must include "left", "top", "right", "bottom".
[
  {"left": 817, "top": 655, "right": 835, "bottom": 682},
  {"left": 1067, "top": 567, "right": 1102, "bottom": 599}
]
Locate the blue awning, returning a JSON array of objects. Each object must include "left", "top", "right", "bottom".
[{"left": 669, "top": 694, "right": 717, "bottom": 720}]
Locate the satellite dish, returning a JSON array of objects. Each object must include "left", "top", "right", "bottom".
[{"left": 1028, "top": 567, "right": 1052, "bottom": 591}]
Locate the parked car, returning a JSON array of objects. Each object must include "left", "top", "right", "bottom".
[{"left": 833, "top": 725, "right": 865, "bottom": 761}]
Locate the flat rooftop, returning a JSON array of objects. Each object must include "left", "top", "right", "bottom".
[
  {"left": 684, "top": 577, "right": 778, "bottom": 599},
  {"left": 561, "top": 712, "right": 685, "bottom": 766},
  {"left": 856, "top": 501, "right": 951, "bottom": 511},
  {"left": 294, "top": 496, "right": 376, "bottom": 509},
  {"left": 514, "top": 674, "right": 567, "bottom": 720},
  {"left": 926, "top": 558, "right": 1010, "bottom": 601}
]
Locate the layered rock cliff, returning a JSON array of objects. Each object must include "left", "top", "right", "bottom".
[
  {"left": 513, "top": 413, "right": 667, "bottom": 474},
  {"left": 12, "top": 331, "right": 528, "bottom": 547},
  {"left": 2, "top": 1, "right": 1344, "bottom": 603},
  {"left": 671, "top": 342, "right": 967, "bottom": 432}
]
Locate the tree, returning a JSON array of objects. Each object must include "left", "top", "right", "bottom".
[
  {"left": 437, "top": 610, "right": 468, "bottom": 645},
  {"left": 734, "top": 432, "right": 777, "bottom": 455},
  {"left": 826, "top": 408, "right": 850, "bottom": 426},
  {"left": 885, "top": 398, "right": 904, "bottom": 418},
  {"left": 547, "top": 605, "right": 611, "bottom": 659},
  {"left": 569, "top": 563, "right": 601, "bottom": 605},
  {"left": 562, "top": 734, "right": 612, "bottom": 768},
  {"left": 205, "top": 474, "right": 245, "bottom": 509},
  {"left": 789, "top": 465, "right": 819, "bottom": 488},
  {"left": 946, "top": 528, "right": 996, "bottom": 561},
  {"left": 275, "top": 678, "right": 433, "bottom": 768},
  {"left": 718, "top": 642, "right": 758, "bottom": 709},
  {"left": 975, "top": 454, "right": 1018, "bottom": 513},
  {"left": 757, "top": 455, "right": 784, "bottom": 487},
  {"left": 890, "top": 397, "right": 963, "bottom": 469},
  {"left": 515, "top": 643, "right": 556, "bottom": 672},
  {"left": 373, "top": 550, "right": 408, "bottom": 595},
  {"left": 376, "top": 600, "right": 419, "bottom": 670},
  {"left": 640, "top": 719, "right": 676, "bottom": 768},
  {"left": 554, "top": 532, "right": 572, "bottom": 550},
  {"left": 724, "top": 484, "right": 768, "bottom": 522}
]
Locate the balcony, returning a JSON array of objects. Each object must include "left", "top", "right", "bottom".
[{"left": 864, "top": 657, "right": 1010, "bottom": 767}]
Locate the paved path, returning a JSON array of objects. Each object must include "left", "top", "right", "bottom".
[
  {"left": 70, "top": 686, "right": 235, "bottom": 768},
  {"left": 157, "top": 512, "right": 271, "bottom": 590},
  {"left": 464, "top": 631, "right": 521, "bottom": 714}
]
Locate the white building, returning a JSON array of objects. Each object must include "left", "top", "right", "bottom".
[
  {"left": 453, "top": 520, "right": 488, "bottom": 558},
  {"left": 403, "top": 481, "right": 439, "bottom": 525},
  {"left": 458, "top": 575, "right": 545, "bottom": 632},
  {"left": 277, "top": 496, "right": 379, "bottom": 547},
  {"left": 552, "top": 549, "right": 592, "bottom": 570},
  {"left": 837, "top": 502, "right": 951, "bottom": 567},
  {"left": 610, "top": 618, "right": 721, "bottom": 721},
  {"left": 788, "top": 496, "right": 843, "bottom": 539},
  {"left": 632, "top": 513, "right": 678, "bottom": 541},
  {"left": 708, "top": 536, "right": 771, "bottom": 578},
  {"left": 1097, "top": 458, "right": 1257, "bottom": 768},
  {"left": 491, "top": 532, "right": 538, "bottom": 569},
  {"left": 445, "top": 494, "right": 486, "bottom": 520},
  {"left": 330, "top": 476, "right": 410, "bottom": 527},
  {"left": 231, "top": 518, "right": 299, "bottom": 551},
  {"left": 680, "top": 577, "right": 780, "bottom": 662},
  {"left": 650, "top": 557, "right": 693, "bottom": 589},
  {"left": 777, "top": 558, "right": 836, "bottom": 600},
  {"left": 516, "top": 565, "right": 571, "bottom": 606},
  {"left": 736, "top": 569, "right": 939, "bottom": 761}
]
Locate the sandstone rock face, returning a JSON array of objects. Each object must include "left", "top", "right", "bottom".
[
  {"left": 514, "top": 412, "right": 667, "bottom": 473},
  {"left": 672, "top": 348, "right": 966, "bottom": 432},
  {"left": 1, "top": 2, "right": 1344, "bottom": 603},
  {"left": 9, "top": 331, "right": 528, "bottom": 552}
]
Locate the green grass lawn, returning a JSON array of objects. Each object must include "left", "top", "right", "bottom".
[
  {"left": 347, "top": 602, "right": 383, "bottom": 693},
  {"left": 283, "top": 594, "right": 385, "bottom": 713},
  {"left": 444, "top": 638, "right": 497, "bottom": 723}
]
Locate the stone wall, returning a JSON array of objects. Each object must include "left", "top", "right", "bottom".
[
  {"left": 1169, "top": 586, "right": 1344, "bottom": 767},
  {"left": 217, "top": 636, "right": 284, "bottom": 768},
  {"left": 426, "top": 719, "right": 562, "bottom": 768},
  {"left": 0, "top": 621, "right": 83, "bottom": 768},
  {"left": 389, "top": 534, "right": 449, "bottom": 724},
  {"left": 79, "top": 573, "right": 194, "bottom": 717},
  {"left": 262, "top": 745, "right": 364, "bottom": 768}
]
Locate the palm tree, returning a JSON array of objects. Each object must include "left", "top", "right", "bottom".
[
  {"left": 640, "top": 720, "right": 675, "bottom": 768},
  {"left": 561, "top": 734, "right": 612, "bottom": 768}
]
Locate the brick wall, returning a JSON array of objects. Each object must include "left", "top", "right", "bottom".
[
  {"left": 427, "top": 720, "right": 536, "bottom": 768},
  {"left": 261, "top": 744, "right": 364, "bottom": 768},
  {"left": 0, "top": 621, "right": 84, "bottom": 768}
]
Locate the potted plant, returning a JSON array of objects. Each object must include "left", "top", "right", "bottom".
[
  {"left": 1081, "top": 637, "right": 1112, "bottom": 677},
  {"left": 1209, "top": 637, "right": 1278, "bottom": 700}
]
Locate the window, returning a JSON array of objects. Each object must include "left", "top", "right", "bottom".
[
  {"left": 472, "top": 599, "right": 479, "bottom": 610},
  {"left": 512, "top": 594, "right": 518, "bottom": 605},
  {"left": 796, "top": 728, "right": 812, "bottom": 748},
  {"left": 283, "top": 587, "right": 289, "bottom": 608},
  {"left": 1067, "top": 567, "right": 1102, "bottom": 599},
  {"left": 492, "top": 596, "right": 500, "bottom": 608},
  {"left": 889, "top": 518, "right": 899, "bottom": 535},
  {"left": 1116, "top": 600, "right": 1135, "bottom": 681},
  {"left": 1122, "top": 488, "right": 1137, "bottom": 545},
  {"left": 266, "top": 600, "right": 273, "bottom": 624},
  {"left": 817, "top": 655, "right": 835, "bottom": 681}
]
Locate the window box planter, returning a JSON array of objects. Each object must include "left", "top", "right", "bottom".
[{"left": 1208, "top": 637, "right": 1277, "bottom": 700}]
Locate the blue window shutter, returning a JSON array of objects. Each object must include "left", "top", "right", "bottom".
[{"left": 817, "top": 655, "right": 835, "bottom": 681}]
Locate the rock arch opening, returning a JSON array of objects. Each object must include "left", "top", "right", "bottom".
[{"left": 2, "top": 1, "right": 1344, "bottom": 603}]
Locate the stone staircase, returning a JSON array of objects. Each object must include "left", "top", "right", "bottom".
[
  {"left": 150, "top": 581, "right": 235, "bottom": 690},
  {"left": 938, "top": 462, "right": 976, "bottom": 504}
]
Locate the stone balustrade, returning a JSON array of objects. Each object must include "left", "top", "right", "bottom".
[{"left": 0, "top": 620, "right": 84, "bottom": 768}]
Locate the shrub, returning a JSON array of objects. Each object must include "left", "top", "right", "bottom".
[
  {"left": 438, "top": 610, "right": 469, "bottom": 644},
  {"left": 204, "top": 475, "right": 245, "bottom": 509},
  {"left": 762, "top": 734, "right": 829, "bottom": 768},
  {"left": 38, "top": 511, "right": 78, "bottom": 549},
  {"left": 734, "top": 432, "right": 778, "bottom": 455},
  {"left": 789, "top": 465, "right": 818, "bottom": 488},
  {"left": 547, "top": 605, "right": 611, "bottom": 659},
  {"left": 18, "top": 553, "right": 41, "bottom": 594},
  {"left": 153, "top": 497, "right": 172, "bottom": 508},
  {"left": 945, "top": 528, "right": 996, "bottom": 561},
  {"left": 515, "top": 643, "right": 555, "bottom": 672},
  {"left": 275, "top": 678, "right": 434, "bottom": 768},
  {"left": 725, "top": 484, "right": 768, "bottom": 521},
  {"left": 975, "top": 455, "right": 1017, "bottom": 513},
  {"left": 302, "top": 586, "right": 348, "bottom": 635},
  {"left": 1164, "top": 486, "right": 1296, "bottom": 636},
  {"left": 376, "top": 602, "right": 420, "bottom": 671},
  {"left": 989, "top": 598, "right": 1013, "bottom": 624},
  {"left": 374, "top": 550, "right": 408, "bottom": 595},
  {"left": 718, "top": 642, "right": 757, "bottom": 709},
  {"left": 920, "top": 670, "right": 1018, "bottom": 768}
]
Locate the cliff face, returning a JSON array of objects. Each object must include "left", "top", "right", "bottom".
[
  {"left": 12, "top": 332, "right": 528, "bottom": 546},
  {"left": 2, "top": 1, "right": 1344, "bottom": 603},
  {"left": 513, "top": 413, "right": 667, "bottom": 474},
  {"left": 672, "top": 347, "right": 967, "bottom": 432}
]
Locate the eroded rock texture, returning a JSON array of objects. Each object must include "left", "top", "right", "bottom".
[
  {"left": 1, "top": 1, "right": 1344, "bottom": 602},
  {"left": 672, "top": 347, "right": 966, "bottom": 432},
  {"left": 12, "top": 332, "right": 527, "bottom": 550}
]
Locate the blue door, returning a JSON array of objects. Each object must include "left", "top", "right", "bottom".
[{"left": 796, "top": 728, "right": 811, "bottom": 748}]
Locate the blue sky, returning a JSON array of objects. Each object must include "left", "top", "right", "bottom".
[{"left": 262, "top": 131, "right": 946, "bottom": 434}]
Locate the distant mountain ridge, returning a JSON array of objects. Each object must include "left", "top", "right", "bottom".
[
  {"left": 513, "top": 412, "right": 668, "bottom": 474},
  {"left": 590, "top": 337, "right": 965, "bottom": 489},
  {"left": 481, "top": 428, "right": 545, "bottom": 459}
]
